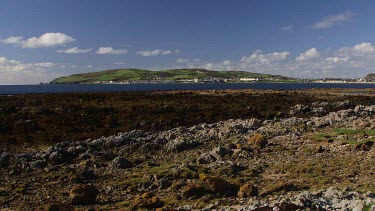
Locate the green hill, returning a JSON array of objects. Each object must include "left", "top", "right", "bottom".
[
  {"left": 364, "top": 73, "right": 375, "bottom": 82},
  {"left": 50, "top": 68, "right": 296, "bottom": 84}
]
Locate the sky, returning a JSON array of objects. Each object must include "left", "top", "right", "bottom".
[{"left": 1, "top": 0, "right": 375, "bottom": 84}]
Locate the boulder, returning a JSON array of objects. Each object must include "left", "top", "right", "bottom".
[
  {"left": 182, "top": 183, "right": 209, "bottom": 198},
  {"left": 166, "top": 138, "right": 199, "bottom": 152},
  {"left": 238, "top": 182, "right": 258, "bottom": 198},
  {"left": 48, "top": 150, "right": 73, "bottom": 165},
  {"left": 332, "top": 100, "right": 354, "bottom": 109},
  {"left": 207, "top": 128, "right": 219, "bottom": 140},
  {"left": 197, "top": 153, "right": 217, "bottom": 164},
  {"left": 311, "top": 107, "right": 328, "bottom": 117},
  {"left": 110, "top": 156, "right": 132, "bottom": 169},
  {"left": 290, "top": 104, "right": 310, "bottom": 116},
  {"left": 199, "top": 174, "right": 238, "bottom": 196},
  {"left": 210, "top": 145, "right": 232, "bottom": 159},
  {"left": 70, "top": 184, "right": 99, "bottom": 205}
]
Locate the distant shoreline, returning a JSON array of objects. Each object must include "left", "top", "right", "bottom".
[{"left": 2, "top": 81, "right": 375, "bottom": 86}]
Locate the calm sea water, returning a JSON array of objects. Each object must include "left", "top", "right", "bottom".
[{"left": 0, "top": 83, "right": 375, "bottom": 94}]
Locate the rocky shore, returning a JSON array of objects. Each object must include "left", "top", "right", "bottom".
[{"left": 1, "top": 98, "right": 375, "bottom": 210}]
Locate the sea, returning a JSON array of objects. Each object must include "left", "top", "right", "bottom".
[{"left": 0, "top": 83, "right": 375, "bottom": 94}]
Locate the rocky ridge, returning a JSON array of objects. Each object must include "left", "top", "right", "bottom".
[{"left": 1, "top": 101, "right": 375, "bottom": 210}]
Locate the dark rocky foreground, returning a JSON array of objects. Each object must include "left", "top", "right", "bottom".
[
  {"left": 1, "top": 90, "right": 375, "bottom": 210},
  {"left": 1, "top": 89, "right": 375, "bottom": 151}
]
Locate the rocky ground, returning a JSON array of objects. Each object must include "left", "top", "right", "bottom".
[
  {"left": 2, "top": 89, "right": 375, "bottom": 150},
  {"left": 1, "top": 90, "right": 375, "bottom": 210}
]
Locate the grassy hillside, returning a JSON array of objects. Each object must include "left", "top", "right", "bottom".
[
  {"left": 51, "top": 68, "right": 296, "bottom": 84},
  {"left": 364, "top": 73, "right": 375, "bottom": 82}
]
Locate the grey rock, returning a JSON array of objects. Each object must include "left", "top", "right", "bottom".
[
  {"left": 166, "top": 138, "right": 199, "bottom": 152},
  {"left": 210, "top": 145, "right": 231, "bottom": 159},
  {"left": 67, "top": 145, "right": 87, "bottom": 158},
  {"left": 332, "top": 100, "right": 354, "bottom": 109},
  {"left": 290, "top": 104, "right": 310, "bottom": 115},
  {"left": 311, "top": 107, "right": 328, "bottom": 117},
  {"left": 48, "top": 149, "right": 73, "bottom": 165},
  {"left": 197, "top": 153, "right": 217, "bottom": 164},
  {"left": 110, "top": 156, "right": 132, "bottom": 169}
]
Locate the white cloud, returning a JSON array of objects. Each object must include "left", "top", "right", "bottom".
[
  {"left": 136, "top": 49, "right": 178, "bottom": 56},
  {"left": 295, "top": 48, "right": 320, "bottom": 61},
  {"left": 57, "top": 47, "right": 91, "bottom": 54},
  {"left": 312, "top": 11, "right": 355, "bottom": 29},
  {"left": 338, "top": 42, "right": 375, "bottom": 56},
  {"left": 203, "top": 63, "right": 215, "bottom": 69},
  {"left": 222, "top": 60, "right": 231, "bottom": 65},
  {"left": 352, "top": 42, "right": 375, "bottom": 54},
  {"left": 96, "top": 47, "right": 128, "bottom": 55},
  {"left": 2, "top": 36, "right": 23, "bottom": 44},
  {"left": 281, "top": 25, "right": 294, "bottom": 32},
  {"left": 326, "top": 57, "right": 350, "bottom": 63},
  {"left": 2, "top": 33, "right": 76, "bottom": 48},
  {"left": 0, "top": 57, "right": 56, "bottom": 71},
  {"left": 241, "top": 50, "right": 290, "bottom": 64},
  {"left": 176, "top": 58, "right": 189, "bottom": 63},
  {"left": 19, "top": 33, "right": 75, "bottom": 48},
  {"left": 88, "top": 65, "right": 93, "bottom": 68},
  {"left": 201, "top": 60, "right": 234, "bottom": 71},
  {"left": 33, "top": 62, "right": 56, "bottom": 67},
  {"left": 0, "top": 55, "right": 60, "bottom": 84},
  {"left": 0, "top": 57, "right": 8, "bottom": 64},
  {"left": 115, "top": 62, "right": 125, "bottom": 65}
]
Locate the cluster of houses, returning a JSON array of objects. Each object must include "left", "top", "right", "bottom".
[
  {"left": 300, "top": 78, "right": 368, "bottom": 83},
  {"left": 93, "top": 77, "right": 262, "bottom": 84}
]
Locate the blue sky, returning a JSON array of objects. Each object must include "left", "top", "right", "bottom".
[{"left": 1, "top": 0, "right": 375, "bottom": 84}]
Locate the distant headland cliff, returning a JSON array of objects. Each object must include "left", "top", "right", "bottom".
[{"left": 50, "top": 68, "right": 297, "bottom": 84}]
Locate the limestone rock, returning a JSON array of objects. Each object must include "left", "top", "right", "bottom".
[
  {"left": 48, "top": 150, "right": 73, "bottom": 165},
  {"left": 110, "top": 156, "right": 132, "bottom": 169},
  {"left": 166, "top": 138, "right": 199, "bottom": 152}
]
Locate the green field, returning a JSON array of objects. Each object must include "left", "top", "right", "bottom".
[{"left": 51, "top": 68, "right": 296, "bottom": 84}]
